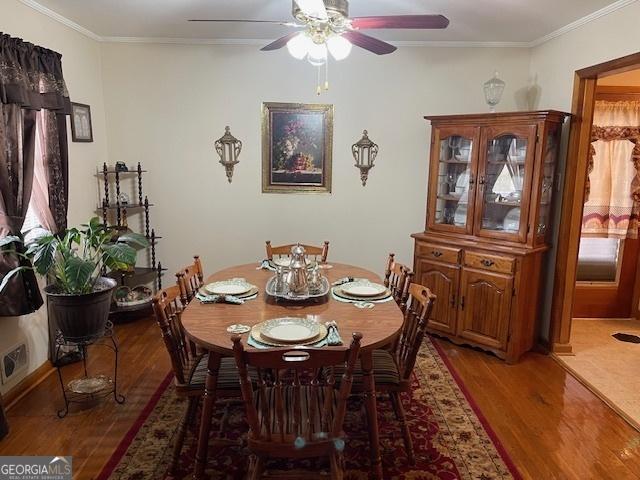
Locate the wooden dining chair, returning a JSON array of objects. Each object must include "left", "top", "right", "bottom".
[
  {"left": 152, "top": 285, "right": 242, "bottom": 474},
  {"left": 176, "top": 255, "right": 205, "bottom": 304},
  {"left": 232, "top": 332, "right": 362, "bottom": 480},
  {"left": 266, "top": 241, "right": 330, "bottom": 263},
  {"left": 343, "top": 283, "right": 435, "bottom": 465},
  {"left": 383, "top": 253, "right": 414, "bottom": 311}
]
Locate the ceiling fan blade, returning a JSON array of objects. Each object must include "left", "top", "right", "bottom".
[
  {"left": 261, "top": 32, "right": 301, "bottom": 51},
  {"left": 294, "top": 0, "right": 328, "bottom": 20},
  {"left": 341, "top": 31, "right": 396, "bottom": 55},
  {"left": 351, "top": 15, "right": 449, "bottom": 30},
  {"left": 188, "top": 19, "right": 296, "bottom": 26}
]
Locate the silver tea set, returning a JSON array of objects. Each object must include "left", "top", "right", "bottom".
[{"left": 269, "top": 245, "right": 329, "bottom": 301}]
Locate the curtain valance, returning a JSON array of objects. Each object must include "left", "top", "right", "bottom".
[
  {"left": 583, "top": 101, "right": 640, "bottom": 239},
  {"left": 0, "top": 33, "right": 70, "bottom": 113}
]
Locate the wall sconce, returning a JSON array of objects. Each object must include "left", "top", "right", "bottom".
[
  {"left": 214, "top": 126, "right": 242, "bottom": 183},
  {"left": 351, "top": 130, "right": 379, "bottom": 186},
  {"left": 483, "top": 70, "right": 506, "bottom": 113}
]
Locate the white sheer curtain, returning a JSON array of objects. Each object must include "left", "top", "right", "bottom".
[
  {"left": 23, "top": 112, "right": 56, "bottom": 240},
  {"left": 582, "top": 101, "right": 640, "bottom": 239}
]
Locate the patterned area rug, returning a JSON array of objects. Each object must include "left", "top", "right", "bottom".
[{"left": 98, "top": 337, "right": 520, "bottom": 479}]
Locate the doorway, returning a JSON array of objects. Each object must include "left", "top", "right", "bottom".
[{"left": 549, "top": 54, "right": 640, "bottom": 430}]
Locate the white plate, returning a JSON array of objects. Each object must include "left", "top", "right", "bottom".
[
  {"left": 341, "top": 281, "right": 387, "bottom": 298},
  {"left": 260, "top": 317, "right": 320, "bottom": 344},
  {"left": 454, "top": 204, "right": 467, "bottom": 226},
  {"left": 503, "top": 207, "right": 521, "bottom": 232},
  {"left": 205, "top": 279, "right": 252, "bottom": 296}
]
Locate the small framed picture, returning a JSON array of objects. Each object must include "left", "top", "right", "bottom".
[
  {"left": 70, "top": 102, "right": 93, "bottom": 143},
  {"left": 262, "top": 102, "right": 333, "bottom": 194}
]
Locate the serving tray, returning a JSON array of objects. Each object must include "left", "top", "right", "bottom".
[{"left": 265, "top": 275, "right": 330, "bottom": 303}]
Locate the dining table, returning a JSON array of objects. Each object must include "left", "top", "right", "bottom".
[{"left": 181, "top": 262, "right": 405, "bottom": 480}]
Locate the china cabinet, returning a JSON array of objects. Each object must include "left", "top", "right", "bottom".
[{"left": 413, "top": 111, "right": 569, "bottom": 363}]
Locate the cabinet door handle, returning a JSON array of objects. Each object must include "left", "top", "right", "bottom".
[
  {"left": 450, "top": 294, "right": 456, "bottom": 308},
  {"left": 431, "top": 250, "right": 443, "bottom": 258},
  {"left": 481, "top": 259, "right": 495, "bottom": 267},
  {"left": 479, "top": 175, "right": 486, "bottom": 191},
  {"left": 469, "top": 174, "right": 475, "bottom": 190},
  {"left": 460, "top": 296, "right": 465, "bottom": 310}
]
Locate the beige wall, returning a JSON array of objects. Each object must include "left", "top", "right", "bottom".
[
  {"left": 0, "top": 0, "right": 108, "bottom": 393},
  {"left": 99, "top": 43, "right": 531, "bottom": 280},
  {"left": 529, "top": 0, "right": 640, "bottom": 340},
  {"left": 529, "top": 2, "right": 640, "bottom": 110}
]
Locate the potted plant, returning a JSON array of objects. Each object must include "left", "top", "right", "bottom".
[{"left": 0, "top": 217, "right": 148, "bottom": 340}]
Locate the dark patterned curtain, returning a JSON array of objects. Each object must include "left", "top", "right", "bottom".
[{"left": 0, "top": 33, "right": 70, "bottom": 317}]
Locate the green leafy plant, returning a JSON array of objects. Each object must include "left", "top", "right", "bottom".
[{"left": 0, "top": 217, "right": 149, "bottom": 295}]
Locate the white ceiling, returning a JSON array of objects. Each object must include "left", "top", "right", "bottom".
[{"left": 25, "top": 0, "right": 627, "bottom": 44}]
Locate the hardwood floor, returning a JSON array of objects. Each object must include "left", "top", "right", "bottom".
[{"left": 1, "top": 316, "right": 639, "bottom": 479}]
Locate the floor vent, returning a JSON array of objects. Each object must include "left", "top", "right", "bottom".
[
  {"left": 612, "top": 332, "right": 640, "bottom": 344},
  {"left": 1, "top": 343, "right": 28, "bottom": 384}
]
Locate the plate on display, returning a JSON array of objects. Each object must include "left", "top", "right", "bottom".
[
  {"left": 503, "top": 207, "right": 521, "bottom": 232},
  {"left": 454, "top": 204, "right": 467, "bottom": 226},
  {"left": 256, "top": 318, "right": 322, "bottom": 344},
  {"left": 340, "top": 280, "right": 387, "bottom": 298},
  {"left": 205, "top": 279, "right": 253, "bottom": 296}
]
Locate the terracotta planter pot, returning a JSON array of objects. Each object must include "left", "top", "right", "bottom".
[{"left": 45, "top": 277, "right": 117, "bottom": 341}]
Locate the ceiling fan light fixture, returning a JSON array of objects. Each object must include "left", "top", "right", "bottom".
[
  {"left": 287, "top": 32, "right": 312, "bottom": 59},
  {"left": 307, "top": 41, "right": 327, "bottom": 66},
  {"left": 327, "top": 34, "right": 352, "bottom": 60}
]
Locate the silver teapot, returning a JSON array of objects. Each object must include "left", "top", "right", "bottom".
[{"left": 285, "top": 244, "right": 309, "bottom": 296}]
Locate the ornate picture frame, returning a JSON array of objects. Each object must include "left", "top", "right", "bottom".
[
  {"left": 70, "top": 102, "right": 93, "bottom": 143},
  {"left": 262, "top": 102, "right": 333, "bottom": 194}
]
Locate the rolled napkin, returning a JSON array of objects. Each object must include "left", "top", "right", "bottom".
[
  {"left": 195, "top": 292, "right": 245, "bottom": 305},
  {"left": 325, "top": 321, "right": 343, "bottom": 346},
  {"left": 257, "top": 259, "right": 277, "bottom": 271},
  {"left": 331, "top": 276, "right": 355, "bottom": 287}
]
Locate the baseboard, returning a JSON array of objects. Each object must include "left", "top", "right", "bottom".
[
  {"left": 550, "top": 342, "right": 574, "bottom": 355},
  {"left": 3, "top": 361, "right": 55, "bottom": 410},
  {"left": 551, "top": 353, "right": 640, "bottom": 433}
]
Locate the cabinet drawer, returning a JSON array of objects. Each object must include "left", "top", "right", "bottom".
[
  {"left": 416, "top": 242, "right": 461, "bottom": 264},
  {"left": 464, "top": 251, "right": 515, "bottom": 274}
]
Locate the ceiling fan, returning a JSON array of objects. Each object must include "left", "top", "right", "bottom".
[{"left": 190, "top": 0, "right": 450, "bottom": 61}]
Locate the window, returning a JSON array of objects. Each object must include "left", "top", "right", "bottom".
[{"left": 576, "top": 237, "right": 622, "bottom": 282}]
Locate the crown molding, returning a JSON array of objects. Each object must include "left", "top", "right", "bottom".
[
  {"left": 101, "top": 36, "right": 530, "bottom": 48},
  {"left": 17, "top": 0, "right": 640, "bottom": 49},
  {"left": 17, "top": 0, "right": 102, "bottom": 41},
  {"left": 529, "top": 0, "right": 638, "bottom": 47}
]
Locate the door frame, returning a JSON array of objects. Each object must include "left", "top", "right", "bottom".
[{"left": 548, "top": 51, "right": 640, "bottom": 354}]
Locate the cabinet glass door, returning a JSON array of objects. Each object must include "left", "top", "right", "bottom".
[
  {"left": 475, "top": 125, "right": 537, "bottom": 241},
  {"left": 428, "top": 127, "right": 479, "bottom": 234},
  {"left": 535, "top": 123, "right": 560, "bottom": 243}
]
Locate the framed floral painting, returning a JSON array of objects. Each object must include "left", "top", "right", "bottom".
[{"left": 262, "top": 102, "right": 333, "bottom": 194}]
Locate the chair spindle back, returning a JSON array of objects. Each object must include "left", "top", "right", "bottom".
[
  {"left": 395, "top": 283, "right": 436, "bottom": 381},
  {"left": 265, "top": 241, "right": 330, "bottom": 263},
  {"left": 384, "top": 253, "right": 413, "bottom": 309},
  {"left": 232, "top": 332, "right": 362, "bottom": 449},
  {"left": 152, "top": 285, "right": 194, "bottom": 385},
  {"left": 176, "top": 255, "right": 205, "bottom": 304}
]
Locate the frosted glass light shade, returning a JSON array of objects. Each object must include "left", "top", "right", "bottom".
[
  {"left": 307, "top": 42, "right": 327, "bottom": 66},
  {"left": 287, "top": 33, "right": 311, "bottom": 60},
  {"left": 327, "top": 35, "right": 352, "bottom": 61}
]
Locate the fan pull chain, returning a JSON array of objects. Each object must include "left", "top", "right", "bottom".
[
  {"left": 324, "top": 58, "right": 329, "bottom": 91},
  {"left": 316, "top": 65, "right": 322, "bottom": 96}
]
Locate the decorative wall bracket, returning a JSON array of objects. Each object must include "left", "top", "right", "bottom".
[{"left": 215, "top": 126, "right": 242, "bottom": 183}]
